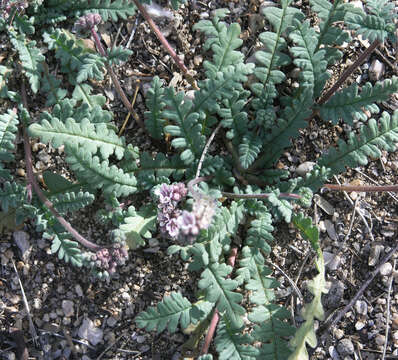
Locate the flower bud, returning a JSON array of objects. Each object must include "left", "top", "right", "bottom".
[{"left": 74, "top": 13, "right": 102, "bottom": 31}]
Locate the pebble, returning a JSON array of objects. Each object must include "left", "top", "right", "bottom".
[
  {"left": 136, "top": 335, "right": 146, "bottom": 343},
  {"left": 324, "top": 280, "right": 345, "bottom": 309},
  {"left": 148, "top": 238, "right": 159, "bottom": 247},
  {"left": 62, "top": 300, "right": 74, "bottom": 317},
  {"left": 172, "top": 353, "right": 181, "bottom": 360},
  {"left": 46, "top": 262, "right": 55, "bottom": 272},
  {"left": 375, "top": 334, "right": 385, "bottom": 346},
  {"left": 333, "top": 328, "right": 345, "bottom": 340},
  {"left": 369, "top": 245, "right": 384, "bottom": 266},
  {"left": 78, "top": 318, "right": 103, "bottom": 346},
  {"left": 2, "top": 351, "right": 16, "bottom": 360},
  {"left": 13, "top": 231, "right": 31, "bottom": 261},
  {"left": 328, "top": 346, "right": 340, "bottom": 360},
  {"left": 337, "top": 339, "right": 355, "bottom": 356},
  {"left": 355, "top": 300, "right": 368, "bottom": 316},
  {"left": 323, "top": 251, "right": 342, "bottom": 271},
  {"left": 379, "top": 262, "right": 393, "bottom": 276},
  {"left": 107, "top": 316, "right": 117, "bottom": 327},
  {"left": 37, "top": 149, "right": 51, "bottom": 163},
  {"left": 369, "top": 59, "right": 385, "bottom": 81},
  {"left": 16, "top": 168, "right": 25, "bottom": 177},
  {"left": 392, "top": 315, "right": 398, "bottom": 330},
  {"left": 355, "top": 320, "right": 366, "bottom": 330},
  {"left": 313, "top": 194, "right": 335, "bottom": 215},
  {"left": 295, "top": 161, "right": 315, "bottom": 176},
  {"left": 75, "top": 284, "right": 83, "bottom": 297},
  {"left": 392, "top": 331, "right": 398, "bottom": 347},
  {"left": 324, "top": 220, "right": 338, "bottom": 241},
  {"left": 121, "top": 292, "right": 131, "bottom": 302}
]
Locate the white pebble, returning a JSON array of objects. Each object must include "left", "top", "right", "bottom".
[{"left": 380, "top": 262, "right": 393, "bottom": 276}]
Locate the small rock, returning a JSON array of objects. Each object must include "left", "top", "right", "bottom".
[
  {"left": 75, "top": 284, "right": 83, "bottom": 297},
  {"left": 333, "top": 328, "right": 345, "bottom": 340},
  {"left": 323, "top": 251, "right": 341, "bottom": 271},
  {"left": 391, "top": 161, "right": 398, "bottom": 171},
  {"left": 16, "top": 168, "right": 25, "bottom": 177},
  {"left": 369, "top": 245, "right": 384, "bottom": 266},
  {"left": 350, "top": 0, "right": 364, "bottom": 10},
  {"left": 193, "top": 55, "right": 203, "bottom": 67},
  {"left": 295, "top": 161, "right": 315, "bottom": 177},
  {"left": 62, "top": 300, "right": 74, "bottom": 317},
  {"left": 369, "top": 59, "right": 385, "bottom": 81},
  {"left": 148, "top": 238, "right": 159, "bottom": 247},
  {"left": 328, "top": 346, "right": 340, "bottom": 360},
  {"left": 380, "top": 262, "right": 393, "bottom": 276},
  {"left": 324, "top": 220, "right": 338, "bottom": 241},
  {"left": 355, "top": 321, "right": 366, "bottom": 330},
  {"left": 121, "top": 292, "right": 131, "bottom": 302},
  {"left": 46, "top": 262, "right": 55, "bottom": 272},
  {"left": 391, "top": 315, "right": 398, "bottom": 329},
  {"left": 375, "top": 334, "right": 385, "bottom": 346},
  {"left": 143, "top": 2, "right": 173, "bottom": 20},
  {"left": 136, "top": 335, "right": 146, "bottom": 343},
  {"left": 337, "top": 339, "right": 355, "bottom": 356},
  {"left": 37, "top": 150, "right": 51, "bottom": 163},
  {"left": 172, "top": 353, "right": 181, "bottom": 360},
  {"left": 313, "top": 195, "right": 335, "bottom": 215},
  {"left": 104, "top": 88, "right": 115, "bottom": 101},
  {"left": 78, "top": 318, "right": 103, "bottom": 346},
  {"left": 2, "top": 351, "right": 16, "bottom": 360},
  {"left": 107, "top": 316, "right": 117, "bottom": 327},
  {"left": 392, "top": 331, "right": 398, "bottom": 346},
  {"left": 13, "top": 231, "right": 31, "bottom": 261},
  {"left": 324, "top": 280, "right": 345, "bottom": 309},
  {"left": 319, "top": 220, "right": 326, "bottom": 233},
  {"left": 355, "top": 300, "right": 368, "bottom": 316},
  {"left": 139, "top": 344, "right": 150, "bottom": 352}
]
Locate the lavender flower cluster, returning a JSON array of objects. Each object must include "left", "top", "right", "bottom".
[
  {"left": 155, "top": 183, "right": 216, "bottom": 243},
  {"left": 74, "top": 13, "right": 102, "bottom": 32},
  {"left": 90, "top": 243, "right": 128, "bottom": 275}
]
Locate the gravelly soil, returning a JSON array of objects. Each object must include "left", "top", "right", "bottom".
[{"left": 2, "top": 0, "right": 398, "bottom": 359}]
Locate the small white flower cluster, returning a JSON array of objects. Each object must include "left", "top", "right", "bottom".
[{"left": 155, "top": 183, "right": 215, "bottom": 243}]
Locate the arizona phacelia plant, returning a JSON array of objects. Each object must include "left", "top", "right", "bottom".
[{"left": 0, "top": 0, "right": 397, "bottom": 358}]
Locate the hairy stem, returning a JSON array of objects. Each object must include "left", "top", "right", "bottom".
[
  {"left": 196, "top": 123, "right": 222, "bottom": 179},
  {"left": 90, "top": 27, "right": 144, "bottom": 129},
  {"left": 21, "top": 81, "right": 101, "bottom": 252},
  {"left": 188, "top": 176, "right": 301, "bottom": 200},
  {"left": 221, "top": 191, "right": 301, "bottom": 200},
  {"left": 200, "top": 247, "right": 238, "bottom": 355},
  {"left": 323, "top": 183, "right": 398, "bottom": 192},
  {"left": 132, "top": 0, "right": 198, "bottom": 90},
  {"left": 318, "top": 39, "right": 380, "bottom": 105}
]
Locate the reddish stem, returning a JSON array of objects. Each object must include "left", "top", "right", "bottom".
[
  {"left": 200, "top": 247, "right": 239, "bottom": 355},
  {"left": 132, "top": 0, "right": 198, "bottom": 89},
  {"left": 21, "top": 82, "right": 101, "bottom": 252},
  {"left": 90, "top": 27, "right": 145, "bottom": 129},
  {"left": 323, "top": 183, "right": 398, "bottom": 192},
  {"left": 188, "top": 176, "right": 301, "bottom": 200},
  {"left": 317, "top": 39, "right": 380, "bottom": 105}
]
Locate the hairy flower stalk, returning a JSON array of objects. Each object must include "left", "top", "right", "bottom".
[
  {"left": 74, "top": 14, "right": 144, "bottom": 129},
  {"left": 155, "top": 183, "right": 215, "bottom": 243}
]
